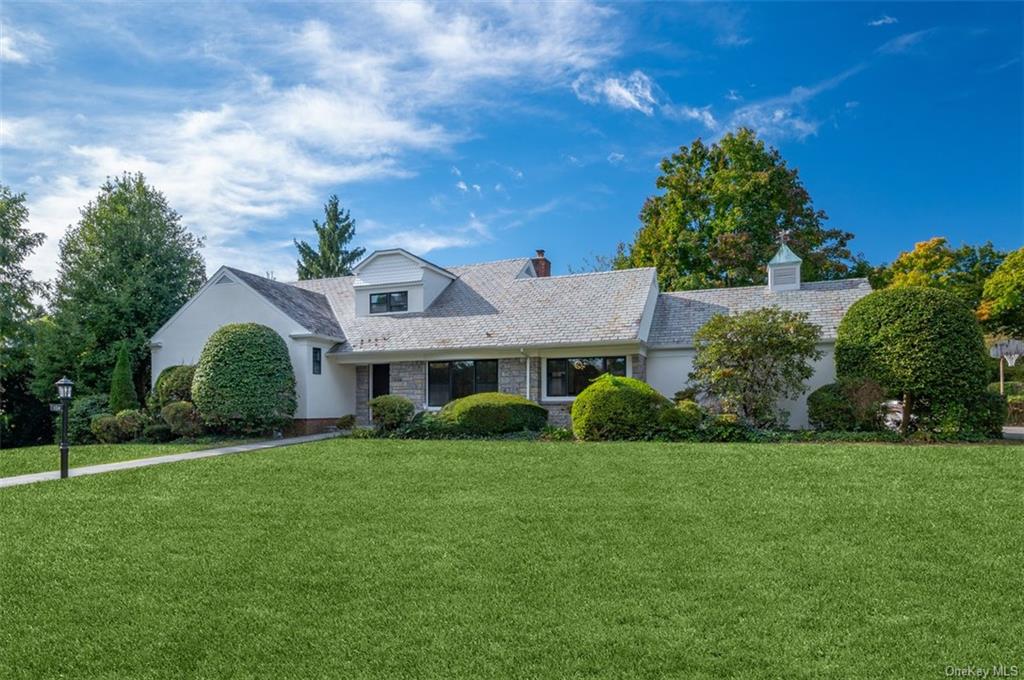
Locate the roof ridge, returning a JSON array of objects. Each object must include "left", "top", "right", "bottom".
[
  {"left": 660, "top": 277, "right": 870, "bottom": 296},
  {"left": 530, "top": 266, "right": 656, "bottom": 281}
]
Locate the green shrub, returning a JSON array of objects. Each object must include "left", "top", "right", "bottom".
[
  {"left": 368, "top": 394, "right": 415, "bottom": 432},
  {"left": 701, "top": 413, "right": 753, "bottom": 442},
  {"left": 58, "top": 394, "right": 109, "bottom": 445},
  {"left": 152, "top": 365, "right": 196, "bottom": 409},
  {"left": 348, "top": 427, "right": 376, "bottom": 439},
  {"left": 656, "top": 399, "right": 704, "bottom": 437},
  {"left": 109, "top": 342, "right": 140, "bottom": 414},
  {"left": 989, "top": 381, "right": 1024, "bottom": 396},
  {"left": 336, "top": 414, "right": 357, "bottom": 430},
  {"left": 115, "top": 409, "right": 148, "bottom": 440},
  {"left": 571, "top": 374, "right": 671, "bottom": 441},
  {"left": 192, "top": 323, "right": 297, "bottom": 433},
  {"left": 1007, "top": 396, "right": 1024, "bottom": 426},
  {"left": 90, "top": 414, "right": 123, "bottom": 443},
  {"left": 141, "top": 422, "right": 175, "bottom": 442},
  {"left": 395, "top": 411, "right": 460, "bottom": 439},
  {"left": 672, "top": 387, "right": 698, "bottom": 403},
  {"left": 807, "top": 378, "right": 884, "bottom": 432},
  {"left": 836, "top": 287, "right": 988, "bottom": 434},
  {"left": 161, "top": 400, "right": 203, "bottom": 438},
  {"left": 918, "top": 392, "right": 1007, "bottom": 439},
  {"left": 539, "top": 426, "right": 574, "bottom": 442},
  {"left": 438, "top": 392, "right": 547, "bottom": 435}
]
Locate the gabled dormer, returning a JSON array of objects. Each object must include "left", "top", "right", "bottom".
[
  {"left": 351, "top": 249, "right": 457, "bottom": 316},
  {"left": 767, "top": 243, "right": 802, "bottom": 292}
]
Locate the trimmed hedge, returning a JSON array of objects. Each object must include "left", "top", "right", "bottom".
[
  {"left": 438, "top": 392, "right": 547, "bottom": 435},
  {"left": 161, "top": 401, "right": 203, "bottom": 438},
  {"left": 657, "top": 399, "right": 703, "bottom": 434},
  {"left": 368, "top": 394, "right": 415, "bottom": 432},
  {"left": 192, "top": 323, "right": 297, "bottom": 433},
  {"left": 571, "top": 374, "right": 672, "bottom": 441},
  {"left": 115, "top": 409, "right": 148, "bottom": 440},
  {"left": 142, "top": 422, "right": 175, "bottom": 442},
  {"left": 153, "top": 364, "right": 196, "bottom": 408},
  {"left": 835, "top": 287, "right": 988, "bottom": 430},
  {"left": 90, "top": 414, "right": 123, "bottom": 444}
]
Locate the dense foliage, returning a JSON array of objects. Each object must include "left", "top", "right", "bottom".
[
  {"left": 61, "top": 394, "right": 109, "bottom": 445},
  {"left": 192, "top": 324, "right": 297, "bottom": 433},
  {"left": 160, "top": 401, "right": 203, "bottom": 438},
  {"left": 438, "top": 392, "right": 547, "bottom": 435},
  {"left": 295, "top": 195, "right": 366, "bottom": 280},
  {"left": 115, "top": 409, "right": 148, "bottom": 440},
  {"left": 690, "top": 307, "right": 823, "bottom": 427},
  {"left": 618, "top": 129, "right": 862, "bottom": 291},
  {"left": 978, "top": 247, "right": 1024, "bottom": 337},
  {"left": 835, "top": 287, "right": 989, "bottom": 433},
  {"left": 152, "top": 364, "right": 196, "bottom": 409},
  {"left": 368, "top": 395, "right": 415, "bottom": 432},
  {"left": 109, "top": 343, "right": 139, "bottom": 414},
  {"left": 1007, "top": 396, "right": 1024, "bottom": 426},
  {"left": 32, "top": 172, "right": 205, "bottom": 399},
  {"left": 807, "top": 378, "right": 885, "bottom": 432},
  {"left": 571, "top": 374, "right": 671, "bottom": 441}
]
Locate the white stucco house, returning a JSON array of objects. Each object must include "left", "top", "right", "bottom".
[{"left": 150, "top": 245, "right": 871, "bottom": 433}]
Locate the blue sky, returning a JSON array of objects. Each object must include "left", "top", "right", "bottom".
[{"left": 1, "top": 2, "right": 1021, "bottom": 282}]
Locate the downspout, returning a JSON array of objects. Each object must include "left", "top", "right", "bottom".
[{"left": 521, "top": 348, "right": 530, "bottom": 401}]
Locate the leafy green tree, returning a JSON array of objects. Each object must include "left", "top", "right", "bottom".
[
  {"left": 689, "top": 307, "right": 823, "bottom": 427},
  {"left": 872, "top": 237, "right": 1005, "bottom": 312},
  {"left": 32, "top": 173, "right": 205, "bottom": 398},
  {"left": 0, "top": 185, "right": 51, "bottom": 446},
  {"left": 619, "top": 128, "right": 858, "bottom": 291},
  {"left": 978, "top": 247, "right": 1024, "bottom": 338},
  {"left": 109, "top": 343, "right": 139, "bottom": 413},
  {"left": 295, "top": 195, "right": 365, "bottom": 280}
]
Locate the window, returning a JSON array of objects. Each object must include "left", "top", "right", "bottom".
[
  {"left": 369, "top": 291, "right": 408, "bottom": 313},
  {"left": 312, "top": 347, "right": 322, "bottom": 375},
  {"left": 427, "top": 359, "right": 499, "bottom": 407},
  {"left": 546, "top": 356, "right": 626, "bottom": 397}
]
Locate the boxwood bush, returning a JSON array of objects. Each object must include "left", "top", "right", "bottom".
[
  {"left": 90, "top": 414, "right": 123, "bottom": 444},
  {"left": 192, "top": 323, "right": 297, "bottom": 433},
  {"left": 152, "top": 364, "right": 196, "bottom": 409},
  {"left": 571, "top": 374, "right": 672, "bottom": 441},
  {"left": 368, "top": 394, "right": 415, "bottom": 432},
  {"left": 142, "top": 422, "right": 175, "bottom": 442},
  {"left": 115, "top": 409, "right": 148, "bottom": 440},
  {"left": 438, "top": 392, "right": 547, "bottom": 435},
  {"left": 160, "top": 400, "right": 203, "bottom": 438}
]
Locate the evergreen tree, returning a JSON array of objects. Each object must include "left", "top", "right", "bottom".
[
  {"left": 109, "top": 342, "right": 139, "bottom": 413},
  {"left": 295, "top": 195, "right": 365, "bottom": 280}
]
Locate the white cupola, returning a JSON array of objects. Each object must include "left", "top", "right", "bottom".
[{"left": 767, "top": 243, "right": 802, "bottom": 292}]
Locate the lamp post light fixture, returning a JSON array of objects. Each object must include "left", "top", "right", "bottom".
[{"left": 55, "top": 377, "right": 74, "bottom": 479}]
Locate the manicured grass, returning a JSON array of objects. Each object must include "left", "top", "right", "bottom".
[
  {"left": 1, "top": 440, "right": 1021, "bottom": 679},
  {"left": 0, "top": 439, "right": 246, "bottom": 478}
]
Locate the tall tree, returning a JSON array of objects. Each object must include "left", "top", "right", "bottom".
[
  {"left": 32, "top": 172, "right": 205, "bottom": 399},
  {"left": 619, "top": 128, "right": 858, "bottom": 291},
  {"left": 294, "top": 195, "right": 365, "bottom": 280},
  {"left": 978, "top": 247, "right": 1024, "bottom": 338},
  {"left": 873, "top": 237, "right": 1005, "bottom": 312},
  {"left": 0, "top": 186, "right": 51, "bottom": 446}
]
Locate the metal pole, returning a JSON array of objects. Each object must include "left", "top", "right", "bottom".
[
  {"left": 1000, "top": 356, "right": 1005, "bottom": 396},
  {"left": 60, "top": 397, "right": 69, "bottom": 479}
]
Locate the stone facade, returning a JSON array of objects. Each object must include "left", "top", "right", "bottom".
[
  {"left": 631, "top": 354, "right": 646, "bottom": 382},
  {"left": 390, "top": 361, "right": 427, "bottom": 405},
  {"left": 355, "top": 365, "right": 370, "bottom": 425}
]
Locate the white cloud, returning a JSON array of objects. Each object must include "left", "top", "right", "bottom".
[
  {"left": 455, "top": 180, "right": 468, "bottom": 192},
  {"left": 606, "top": 152, "right": 624, "bottom": 165},
  {"left": 450, "top": 165, "right": 461, "bottom": 176},
  {"left": 664, "top": 105, "right": 718, "bottom": 129},
  {"left": 877, "top": 29, "right": 934, "bottom": 55},
  {"left": 367, "top": 212, "right": 491, "bottom": 253},
  {"left": 725, "top": 89, "right": 742, "bottom": 101},
  {"left": 471, "top": 183, "right": 481, "bottom": 194},
  {"left": 573, "top": 70, "right": 657, "bottom": 115},
  {"left": 868, "top": 15, "right": 898, "bottom": 27},
  {"left": 0, "top": 24, "right": 48, "bottom": 64}
]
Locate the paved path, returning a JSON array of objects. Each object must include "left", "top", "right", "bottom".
[
  {"left": 1003, "top": 426, "right": 1024, "bottom": 441},
  {"left": 0, "top": 432, "right": 340, "bottom": 490}
]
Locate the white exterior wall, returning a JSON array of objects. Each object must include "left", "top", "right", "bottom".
[
  {"left": 645, "top": 341, "right": 837, "bottom": 430},
  {"left": 421, "top": 268, "right": 451, "bottom": 309},
  {"left": 353, "top": 252, "right": 424, "bottom": 287},
  {"left": 150, "top": 275, "right": 355, "bottom": 420}
]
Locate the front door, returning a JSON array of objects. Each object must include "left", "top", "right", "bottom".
[{"left": 371, "top": 364, "right": 390, "bottom": 398}]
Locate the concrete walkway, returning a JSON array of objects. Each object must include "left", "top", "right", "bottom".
[
  {"left": 1003, "top": 426, "right": 1024, "bottom": 441},
  {"left": 0, "top": 432, "right": 340, "bottom": 490}
]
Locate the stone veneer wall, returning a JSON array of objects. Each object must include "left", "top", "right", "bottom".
[{"left": 355, "top": 365, "right": 370, "bottom": 425}]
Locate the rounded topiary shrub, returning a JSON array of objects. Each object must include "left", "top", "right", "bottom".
[
  {"left": 439, "top": 392, "right": 548, "bottom": 435},
  {"left": 571, "top": 374, "right": 672, "bottom": 441},
  {"left": 369, "top": 394, "right": 415, "bottom": 432},
  {"left": 90, "top": 414, "right": 123, "bottom": 444},
  {"left": 192, "top": 323, "right": 297, "bottom": 433},
  {"left": 153, "top": 364, "right": 196, "bottom": 408},
  {"left": 115, "top": 409, "right": 148, "bottom": 440},
  {"left": 161, "top": 400, "right": 203, "bottom": 438},
  {"left": 142, "top": 422, "right": 175, "bottom": 443},
  {"left": 835, "top": 287, "right": 988, "bottom": 431},
  {"left": 657, "top": 399, "right": 704, "bottom": 435}
]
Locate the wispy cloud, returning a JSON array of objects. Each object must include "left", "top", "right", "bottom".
[
  {"left": 606, "top": 152, "right": 625, "bottom": 165},
  {"left": 367, "top": 211, "right": 491, "bottom": 253},
  {"left": 663, "top": 104, "right": 718, "bottom": 130},
  {"left": 573, "top": 70, "right": 657, "bottom": 115},
  {"left": 877, "top": 29, "right": 935, "bottom": 55},
  {"left": 455, "top": 180, "right": 468, "bottom": 192},
  {"left": 0, "top": 23, "right": 49, "bottom": 64},
  {"left": 867, "top": 15, "right": 898, "bottom": 27}
]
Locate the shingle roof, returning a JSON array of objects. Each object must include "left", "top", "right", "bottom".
[
  {"left": 225, "top": 267, "right": 344, "bottom": 339},
  {"left": 290, "top": 259, "right": 657, "bottom": 354},
  {"left": 648, "top": 278, "right": 872, "bottom": 348}
]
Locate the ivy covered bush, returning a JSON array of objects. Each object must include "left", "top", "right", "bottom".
[
  {"left": 438, "top": 392, "right": 547, "bottom": 435},
  {"left": 152, "top": 364, "right": 196, "bottom": 409},
  {"left": 192, "top": 323, "right": 297, "bottom": 433},
  {"left": 368, "top": 394, "right": 415, "bottom": 432},
  {"left": 571, "top": 374, "right": 672, "bottom": 441},
  {"left": 807, "top": 378, "right": 884, "bottom": 431},
  {"left": 836, "top": 287, "right": 989, "bottom": 434},
  {"left": 161, "top": 401, "right": 203, "bottom": 438}
]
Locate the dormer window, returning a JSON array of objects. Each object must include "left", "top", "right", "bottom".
[{"left": 370, "top": 291, "right": 408, "bottom": 314}]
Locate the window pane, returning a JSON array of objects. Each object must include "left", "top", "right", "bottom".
[
  {"left": 428, "top": 362, "right": 450, "bottom": 407},
  {"left": 370, "top": 293, "right": 388, "bottom": 314},
  {"left": 389, "top": 291, "right": 408, "bottom": 312},
  {"left": 476, "top": 360, "right": 498, "bottom": 393},
  {"left": 570, "top": 357, "right": 603, "bottom": 396},
  {"left": 605, "top": 356, "right": 627, "bottom": 377},
  {"left": 547, "top": 359, "right": 567, "bottom": 397},
  {"left": 452, "top": 360, "right": 475, "bottom": 400},
  {"left": 312, "top": 348, "right": 322, "bottom": 375}
]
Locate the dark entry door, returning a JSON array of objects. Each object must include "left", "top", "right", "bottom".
[{"left": 372, "top": 364, "right": 390, "bottom": 398}]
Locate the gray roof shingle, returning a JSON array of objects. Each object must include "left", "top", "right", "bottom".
[
  {"left": 648, "top": 278, "right": 872, "bottom": 348},
  {"left": 226, "top": 267, "right": 344, "bottom": 339}
]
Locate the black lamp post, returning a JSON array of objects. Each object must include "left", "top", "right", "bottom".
[{"left": 55, "top": 377, "right": 74, "bottom": 479}]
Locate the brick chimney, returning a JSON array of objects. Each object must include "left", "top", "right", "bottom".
[{"left": 531, "top": 249, "right": 551, "bottom": 277}]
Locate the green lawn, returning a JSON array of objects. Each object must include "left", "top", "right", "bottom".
[
  {"left": 0, "top": 439, "right": 246, "bottom": 478},
  {"left": 1, "top": 439, "right": 1021, "bottom": 679}
]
